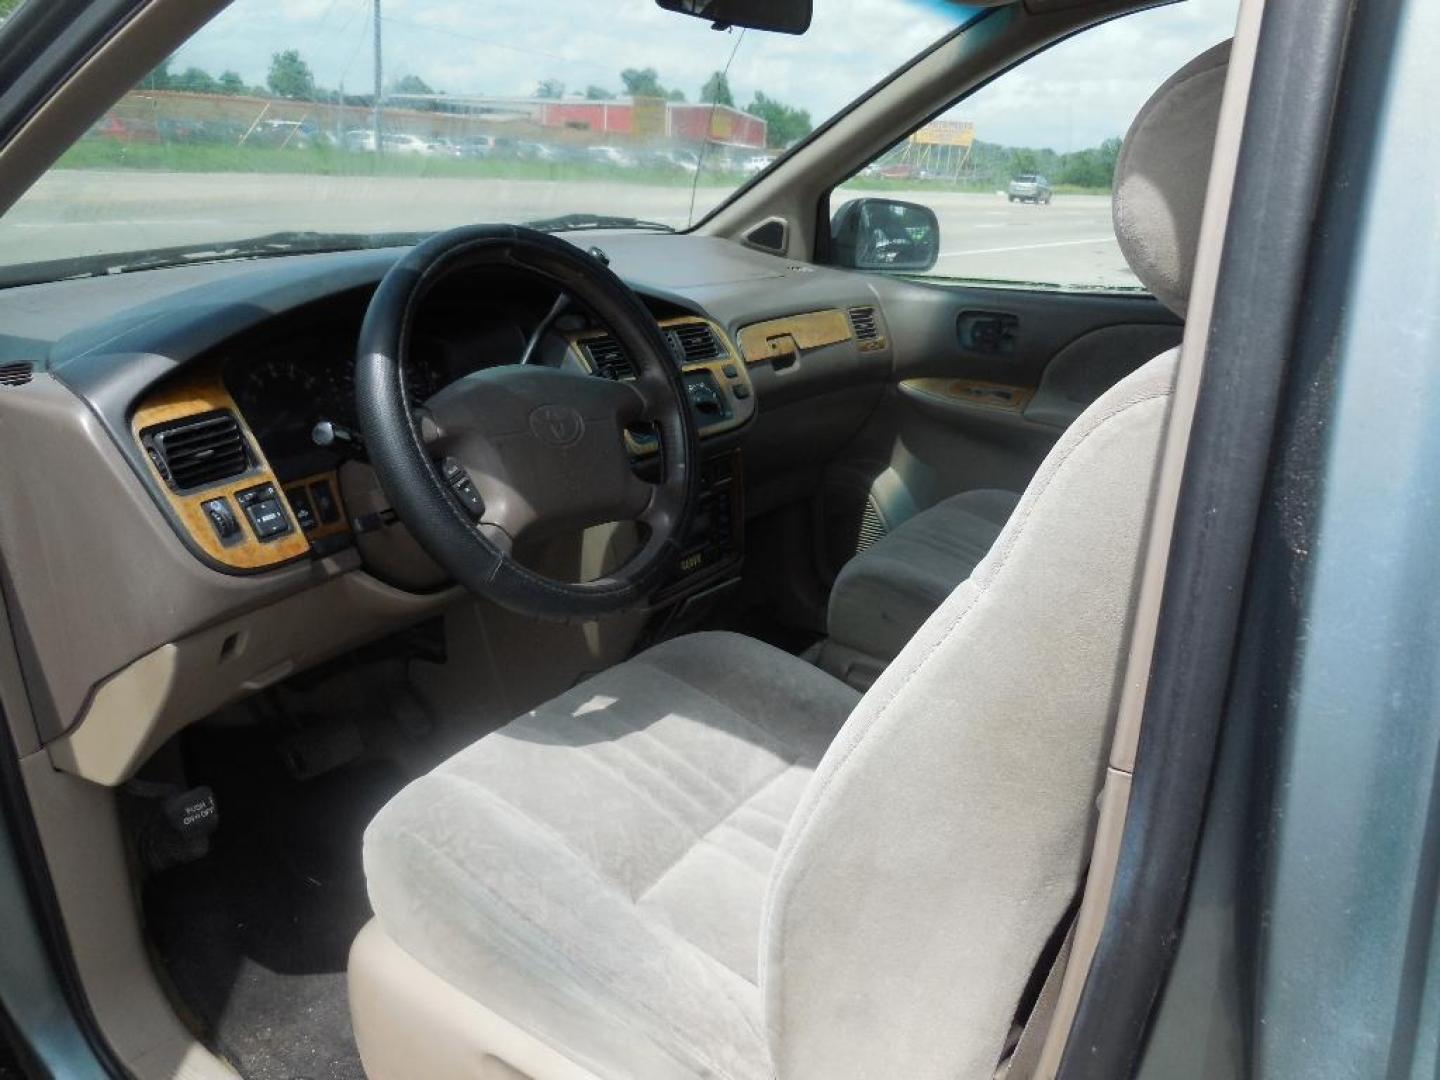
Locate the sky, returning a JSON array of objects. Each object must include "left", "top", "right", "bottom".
[{"left": 172, "top": 0, "right": 1239, "bottom": 154}]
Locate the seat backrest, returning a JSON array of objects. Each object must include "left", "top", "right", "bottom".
[{"left": 761, "top": 40, "right": 1231, "bottom": 1080}]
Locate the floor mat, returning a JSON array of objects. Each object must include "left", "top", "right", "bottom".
[{"left": 144, "top": 728, "right": 408, "bottom": 1080}]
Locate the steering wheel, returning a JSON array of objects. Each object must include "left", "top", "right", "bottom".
[{"left": 355, "top": 224, "right": 698, "bottom": 619}]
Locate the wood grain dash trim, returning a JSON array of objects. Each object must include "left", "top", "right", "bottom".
[
  {"left": 131, "top": 366, "right": 310, "bottom": 571},
  {"left": 902, "top": 377, "right": 1035, "bottom": 413},
  {"left": 737, "top": 309, "right": 852, "bottom": 365}
]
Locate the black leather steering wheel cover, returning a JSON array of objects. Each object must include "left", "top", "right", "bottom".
[{"left": 355, "top": 224, "right": 698, "bottom": 620}]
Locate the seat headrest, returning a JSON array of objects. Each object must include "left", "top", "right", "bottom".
[{"left": 1113, "top": 39, "right": 1231, "bottom": 317}]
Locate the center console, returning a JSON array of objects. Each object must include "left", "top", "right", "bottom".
[{"left": 648, "top": 450, "right": 745, "bottom": 634}]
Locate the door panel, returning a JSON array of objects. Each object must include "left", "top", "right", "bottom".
[{"left": 818, "top": 279, "right": 1181, "bottom": 579}]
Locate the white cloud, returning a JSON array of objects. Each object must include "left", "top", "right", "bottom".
[
  {"left": 950, "top": 0, "right": 1238, "bottom": 150},
  {"left": 172, "top": 0, "right": 1237, "bottom": 151}
]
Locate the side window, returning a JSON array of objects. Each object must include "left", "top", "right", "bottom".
[{"left": 831, "top": 0, "right": 1237, "bottom": 292}]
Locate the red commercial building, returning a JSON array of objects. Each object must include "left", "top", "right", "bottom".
[{"left": 535, "top": 98, "right": 766, "bottom": 149}]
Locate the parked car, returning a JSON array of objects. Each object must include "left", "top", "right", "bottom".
[
  {"left": 89, "top": 114, "right": 160, "bottom": 143},
  {"left": 657, "top": 147, "right": 700, "bottom": 173},
  {"left": 1008, "top": 173, "right": 1053, "bottom": 203},
  {"left": 343, "top": 128, "right": 376, "bottom": 152},
  {"left": 583, "top": 144, "right": 634, "bottom": 167},
  {"left": 155, "top": 118, "right": 206, "bottom": 144},
  {"left": 458, "top": 135, "right": 497, "bottom": 158},
  {"left": 382, "top": 133, "right": 434, "bottom": 156},
  {"left": 514, "top": 139, "right": 564, "bottom": 162},
  {"left": 874, "top": 161, "right": 919, "bottom": 180},
  {"left": 246, "top": 119, "right": 323, "bottom": 150},
  {"left": 426, "top": 137, "right": 463, "bottom": 158},
  {"left": 739, "top": 152, "right": 776, "bottom": 175}
]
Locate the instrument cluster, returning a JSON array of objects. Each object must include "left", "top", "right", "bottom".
[{"left": 225, "top": 320, "right": 525, "bottom": 476}]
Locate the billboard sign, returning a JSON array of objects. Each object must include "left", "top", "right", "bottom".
[{"left": 912, "top": 119, "right": 974, "bottom": 147}]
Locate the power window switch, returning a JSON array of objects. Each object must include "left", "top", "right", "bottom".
[{"left": 201, "top": 497, "right": 239, "bottom": 541}]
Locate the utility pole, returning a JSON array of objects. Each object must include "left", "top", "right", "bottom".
[{"left": 371, "top": 0, "right": 383, "bottom": 155}]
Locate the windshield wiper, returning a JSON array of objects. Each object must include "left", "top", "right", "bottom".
[
  {"left": 0, "top": 229, "right": 433, "bottom": 288},
  {"left": 523, "top": 213, "right": 675, "bottom": 234}
]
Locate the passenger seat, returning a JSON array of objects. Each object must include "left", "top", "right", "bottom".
[{"left": 821, "top": 488, "right": 1020, "bottom": 686}]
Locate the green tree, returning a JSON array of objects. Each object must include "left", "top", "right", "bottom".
[
  {"left": 173, "top": 67, "right": 217, "bottom": 93},
  {"left": 139, "top": 57, "right": 174, "bottom": 91},
  {"left": 1009, "top": 148, "right": 1039, "bottom": 176},
  {"left": 699, "top": 71, "right": 734, "bottom": 107},
  {"left": 217, "top": 70, "right": 246, "bottom": 95},
  {"left": 745, "top": 91, "right": 812, "bottom": 149},
  {"left": 620, "top": 67, "right": 664, "bottom": 97},
  {"left": 667, "top": 88, "right": 686, "bottom": 103},
  {"left": 536, "top": 79, "right": 565, "bottom": 99},
  {"left": 585, "top": 85, "right": 615, "bottom": 100},
  {"left": 392, "top": 74, "right": 433, "bottom": 95},
  {"left": 266, "top": 49, "right": 315, "bottom": 100},
  {"left": 1095, "top": 136, "right": 1122, "bottom": 184}
]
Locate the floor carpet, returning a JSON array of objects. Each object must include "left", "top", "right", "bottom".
[{"left": 144, "top": 727, "right": 407, "bottom": 1080}]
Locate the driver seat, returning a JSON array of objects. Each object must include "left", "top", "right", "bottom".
[{"left": 350, "top": 41, "right": 1229, "bottom": 1080}]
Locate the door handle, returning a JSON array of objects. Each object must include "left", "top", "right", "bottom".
[{"left": 957, "top": 311, "right": 1019, "bottom": 356}]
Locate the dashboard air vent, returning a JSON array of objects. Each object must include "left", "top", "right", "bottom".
[
  {"left": 144, "top": 410, "right": 250, "bottom": 491},
  {"left": 848, "top": 306, "right": 880, "bottom": 342},
  {"left": 583, "top": 335, "right": 637, "bottom": 380},
  {"left": 0, "top": 361, "right": 33, "bottom": 387},
  {"left": 668, "top": 322, "right": 723, "bottom": 365}
]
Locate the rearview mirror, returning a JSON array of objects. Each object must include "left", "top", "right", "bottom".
[
  {"left": 654, "top": 0, "right": 811, "bottom": 35},
  {"left": 831, "top": 198, "right": 940, "bottom": 274}
]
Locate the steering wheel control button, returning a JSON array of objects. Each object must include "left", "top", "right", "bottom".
[
  {"left": 201, "top": 497, "right": 240, "bottom": 542},
  {"left": 440, "top": 458, "right": 486, "bottom": 519},
  {"left": 285, "top": 486, "right": 318, "bottom": 532},
  {"left": 308, "top": 479, "right": 340, "bottom": 524}
]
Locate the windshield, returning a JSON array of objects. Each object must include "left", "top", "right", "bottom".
[{"left": 0, "top": 0, "right": 975, "bottom": 279}]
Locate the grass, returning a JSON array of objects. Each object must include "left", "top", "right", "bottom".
[
  {"left": 56, "top": 139, "right": 1114, "bottom": 196},
  {"left": 56, "top": 138, "right": 735, "bottom": 187}
]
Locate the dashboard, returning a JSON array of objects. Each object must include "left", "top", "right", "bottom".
[
  {"left": 152, "top": 276, "right": 763, "bottom": 576},
  {"left": 0, "top": 231, "right": 895, "bottom": 784}
]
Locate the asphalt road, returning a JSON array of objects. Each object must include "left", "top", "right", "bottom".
[{"left": 1, "top": 170, "right": 1137, "bottom": 289}]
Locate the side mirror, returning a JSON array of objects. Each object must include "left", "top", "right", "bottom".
[{"left": 831, "top": 198, "right": 940, "bottom": 273}]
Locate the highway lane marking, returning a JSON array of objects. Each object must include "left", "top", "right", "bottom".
[{"left": 939, "top": 236, "right": 1118, "bottom": 257}]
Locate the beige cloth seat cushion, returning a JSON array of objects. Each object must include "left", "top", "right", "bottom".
[
  {"left": 362, "top": 631, "right": 858, "bottom": 1080},
  {"left": 827, "top": 488, "right": 1020, "bottom": 664}
]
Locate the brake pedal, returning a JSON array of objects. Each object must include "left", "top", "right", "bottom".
[{"left": 278, "top": 715, "right": 363, "bottom": 780}]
